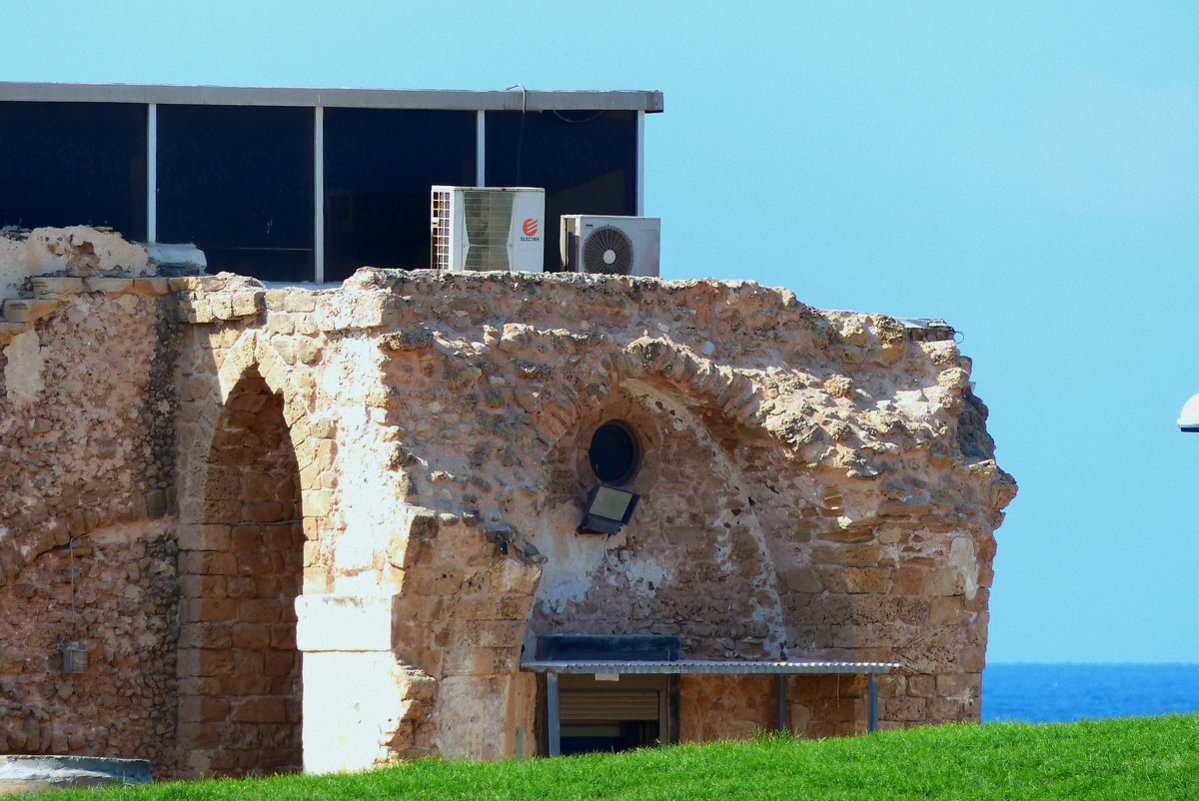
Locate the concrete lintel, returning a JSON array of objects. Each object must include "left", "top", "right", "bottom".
[{"left": 295, "top": 593, "right": 397, "bottom": 653}]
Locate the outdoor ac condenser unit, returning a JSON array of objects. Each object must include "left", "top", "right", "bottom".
[
  {"left": 560, "top": 215, "right": 660, "bottom": 277},
  {"left": 430, "top": 186, "right": 545, "bottom": 272}
]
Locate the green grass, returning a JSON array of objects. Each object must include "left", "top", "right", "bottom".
[{"left": 30, "top": 715, "right": 1199, "bottom": 801}]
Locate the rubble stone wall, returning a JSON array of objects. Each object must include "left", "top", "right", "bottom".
[
  {"left": 1, "top": 228, "right": 1016, "bottom": 777},
  {"left": 0, "top": 230, "right": 180, "bottom": 772}
]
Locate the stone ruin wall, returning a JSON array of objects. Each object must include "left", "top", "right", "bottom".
[
  {"left": 0, "top": 228, "right": 1016, "bottom": 777},
  {"left": 0, "top": 229, "right": 180, "bottom": 769}
]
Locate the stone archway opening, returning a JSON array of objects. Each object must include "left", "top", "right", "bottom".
[{"left": 177, "top": 366, "right": 303, "bottom": 777}]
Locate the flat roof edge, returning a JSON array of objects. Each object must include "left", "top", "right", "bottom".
[{"left": 0, "top": 82, "right": 664, "bottom": 112}]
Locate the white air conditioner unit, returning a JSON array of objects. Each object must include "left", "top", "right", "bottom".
[
  {"left": 430, "top": 186, "right": 545, "bottom": 272},
  {"left": 560, "top": 215, "right": 660, "bottom": 277}
]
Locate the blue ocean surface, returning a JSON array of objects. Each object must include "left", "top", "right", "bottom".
[{"left": 982, "top": 663, "right": 1199, "bottom": 723}]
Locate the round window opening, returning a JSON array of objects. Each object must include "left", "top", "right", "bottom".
[{"left": 589, "top": 422, "right": 640, "bottom": 485}]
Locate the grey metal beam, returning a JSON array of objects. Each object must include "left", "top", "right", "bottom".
[
  {"left": 868, "top": 674, "right": 879, "bottom": 733},
  {"left": 0, "top": 82, "right": 664, "bottom": 112},
  {"left": 775, "top": 674, "right": 786, "bottom": 733},
  {"left": 546, "top": 671, "right": 561, "bottom": 758},
  {"left": 667, "top": 674, "right": 680, "bottom": 745}
]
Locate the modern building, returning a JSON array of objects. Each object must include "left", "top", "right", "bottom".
[{"left": 0, "top": 82, "right": 663, "bottom": 282}]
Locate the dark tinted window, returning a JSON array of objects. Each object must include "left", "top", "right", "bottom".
[
  {"left": 589, "top": 421, "right": 640, "bottom": 484},
  {"left": 485, "top": 110, "right": 637, "bottom": 272},
  {"left": 158, "top": 105, "right": 313, "bottom": 282},
  {"left": 0, "top": 102, "right": 147, "bottom": 239},
  {"left": 323, "top": 108, "right": 475, "bottom": 282}
]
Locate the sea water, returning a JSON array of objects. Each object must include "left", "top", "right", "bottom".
[{"left": 982, "top": 664, "right": 1199, "bottom": 723}]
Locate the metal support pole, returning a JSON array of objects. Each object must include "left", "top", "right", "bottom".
[
  {"left": 635, "top": 110, "right": 645, "bottom": 216},
  {"left": 775, "top": 674, "right": 787, "bottom": 733},
  {"left": 314, "top": 106, "right": 325, "bottom": 283},
  {"left": 146, "top": 103, "right": 157, "bottom": 242},
  {"left": 475, "top": 110, "right": 486, "bottom": 188},
  {"left": 546, "top": 670, "right": 561, "bottom": 757},
  {"left": 868, "top": 674, "right": 879, "bottom": 733}
]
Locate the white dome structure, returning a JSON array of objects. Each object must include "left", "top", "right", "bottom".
[{"left": 1178, "top": 393, "right": 1199, "bottom": 432}]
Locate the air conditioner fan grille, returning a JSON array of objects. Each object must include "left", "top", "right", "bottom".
[{"left": 582, "top": 226, "right": 634, "bottom": 275}]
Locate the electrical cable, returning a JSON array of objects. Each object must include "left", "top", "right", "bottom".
[
  {"left": 550, "top": 109, "right": 606, "bottom": 124},
  {"left": 69, "top": 536, "right": 77, "bottom": 640},
  {"left": 504, "top": 84, "right": 528, "bottom": 185}
]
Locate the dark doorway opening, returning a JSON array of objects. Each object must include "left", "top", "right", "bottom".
[
  {"left": 561, "top": 721, "right": 660, "bottom": 755},
  {"left": 557, "top": 673, "right": 669, "bottom": 755},
  {"left": 538, "top": 635, "right": 680, "bottom": 756}
]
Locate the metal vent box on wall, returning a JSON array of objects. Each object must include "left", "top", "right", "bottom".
[
  {"left": 561, "top": 215, "right": 660, "bottom": 277},
  {"left": 538, "top": 634, "right": 682, "bottom": 662},
  {"left": 431, "top": 186, "right": 545, "bottom": 272}
]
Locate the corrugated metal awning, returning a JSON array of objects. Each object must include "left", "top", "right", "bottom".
[
  {"left": 532, "top": 657, "right": 900, "bottom": 755},
  {"left": 522, "top": 658, "right": 899, "bottom": 675}
]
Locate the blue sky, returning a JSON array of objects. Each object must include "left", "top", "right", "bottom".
[{"left": 4, "top": 2, "right": 1197, "bottom": 663}]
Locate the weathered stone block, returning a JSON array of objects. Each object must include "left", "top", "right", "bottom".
[
  {"left": 230, "top": 291, "right": 265, "bottom": 318},
  {"left": 243, "top": 501, "right": 286, "bottom": 523},
  {"left": 238, "top": 599, "right": 285, "bottom": 624},
  {"left": 1, "top": 298, "right": 58, "bottom": 323},
  {"left": 29, "top": 276, "right": 84, "bottom": 295},
  {"left": 83, "top": 276, "right": 133, "bottom": 293},
  {"left": 179, "top": 624, "right": 232, "bottom": 650},
  {"left": 231, "top": 697, "right": 288, "bottom": 724},
  {"left": 283, "top": 293, "right": 317, "bottom": 314},
  {"left": 188, "top": 597, "right": 238, "bottom": 623},
  {"left": 178, "top": 551, "right": 238, "bottom": 576},
  {"left": 263, "top": 650, "right": 296, "bottom": 676},
  {"left": 177, "top": 525, "right": 232, "bottom": 552},
  {"left": 907, "top": 673, "right": 936, "bottom": 697},
  {"left": 810, "top": 544, "right": 883, "bottom": 568},
  {"left": 177, "top": 648, "right": 235, "bottom": 677},
  {"left": 892, "top": 567, "right": 924, "bottom": 595},
  {"left": 176, "top": 721, "right": 222, "bottom": 749},
  {"left": 179, "top": 695, "right": 230, "bottom": 724},
  {"left": 935, "top": 673, "right": 979, "bottom": 698},
  {"left": 179, "top": 574, "right": 228, "bottom": 599},
  {"left": 133, "top": 277, "right": 170, "bottom": 296},
  {"left": 236, "top": 552, "right": 275, "bottom": 575},
  {"left": 923, "top": 569, "right": 962, "bottom": 597},
  {"left": 230, "top": 623, "right": 272, "bottom": 650}
]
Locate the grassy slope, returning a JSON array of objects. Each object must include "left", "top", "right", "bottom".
[{"left": 33, "top": 716, "right": 1199, "bottom": 801}]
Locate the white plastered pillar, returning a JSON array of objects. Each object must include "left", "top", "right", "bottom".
[{"left": 295, "top": 594, "right": 405, "bottom": 773}]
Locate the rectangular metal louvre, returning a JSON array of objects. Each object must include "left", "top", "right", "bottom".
[
  {"left": 560, "top": 690, "right": 660, "bottom": 722},
  {"left": 430, "top": 188, "right": 451, "bottom": 270},
  {"left": 462, "top": 189, "right": 513, "bottom": 271}
]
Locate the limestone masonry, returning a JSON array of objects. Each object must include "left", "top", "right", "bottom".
[{"left": 0, "top": 227, "right": 1016, "bottom": 777}]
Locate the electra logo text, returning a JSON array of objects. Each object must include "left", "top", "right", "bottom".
[{"left": 519, "top": 218, "right": 541, "bottom": 242}]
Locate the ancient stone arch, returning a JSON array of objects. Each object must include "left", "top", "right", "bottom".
[
  {"left": 174, "top": 337, "right": 310, "bottom": 777},
  {"left": 532, "top": 359, "right": 785, "bottom": 645}
]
